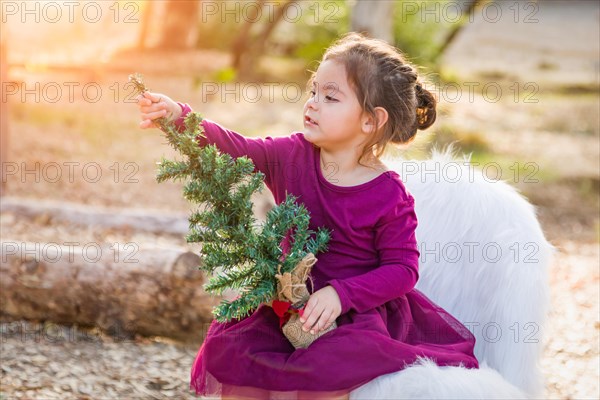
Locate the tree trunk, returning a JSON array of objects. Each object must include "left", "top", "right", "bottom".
[
  {"left": 1, "top": 29, "right": 9, "bottom": 197},
  {"left": 232, "top": 0, "right": 296, "bottom": 80},
  {"left": 437, "top": 0, "right": 482, "bottom": 55},
  {"left": 351, "top": 0, "right": 395, "bottom": 43},
  {"left": 137, "top": 1, "right": 154, "bottom": 49},
  {"left": 231, "top": 0, "right": 266, "bottom": 70},
  {"left": 0, "top": 241, "right": 222, "bottom": 343},
  {"left": 157, "top": 0, "right": 200, "bottom": 49}
]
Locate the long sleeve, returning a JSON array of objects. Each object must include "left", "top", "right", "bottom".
[
  {"left": 173, "top": 103, "right": 294, "bottom": 190},
  {"left": 326, "top": 197, "right": 420, "bottom": 314}
]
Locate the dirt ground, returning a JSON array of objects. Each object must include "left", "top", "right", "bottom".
[
  {"left": 1, "top": 1, "right": 599, "bottom": 399},
  {"left": 1, "top": 73, "right": 598, "bottom": 400}
]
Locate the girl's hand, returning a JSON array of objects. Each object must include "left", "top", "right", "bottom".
[
  {"left": 299, "top": 286, "right": 342, "bottom": 335},
  {"left": 136, "top": 91, "right": 181, "bottom": 129}
]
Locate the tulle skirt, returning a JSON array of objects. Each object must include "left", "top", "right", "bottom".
[{"left": 190, "top": 289, "right": 479, "bottom": 399}]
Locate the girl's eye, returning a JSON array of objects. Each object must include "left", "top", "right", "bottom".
[
  {"left": 309, "top": 90, "right": 316, "bottom": 97},
  {"left": 325, "top": 95, "right": 338, "bottom": 102}
]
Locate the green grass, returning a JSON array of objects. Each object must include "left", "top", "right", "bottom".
[
  {"left": 429, "top": 124, "right": 490, "bottom": 154},
  {"left": 385, "top": 136, "right": 563, "bottom": 188},
  {"left": 537, "top": 101, "right": 600, "bottom": 136},
  {"left": 469, "top": 151, "right": 562, "bottom": 184},
  {"left": 574, "top": 176, "right": 600, "bottom": 202},
  {"left": 537, "top": 61, "right": 558, "bottom": 71},
  {"left": 12, "top": 102, "right": 136, "bottom": 149},
  {"left": 12, "top": 101, "right": 78, "bottom": 128}
]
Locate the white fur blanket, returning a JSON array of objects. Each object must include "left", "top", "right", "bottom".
[{"left": 351, "top": 146, "right": 554, "bottom": 399}]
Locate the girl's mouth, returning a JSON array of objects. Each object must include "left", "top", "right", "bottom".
[{"left": 304, "top": 115, "right": 318, "bottom": 126}]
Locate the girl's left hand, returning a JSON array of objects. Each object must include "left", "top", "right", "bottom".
[{"left": 299, "top": 286, "right": 342, "bottom": 335}]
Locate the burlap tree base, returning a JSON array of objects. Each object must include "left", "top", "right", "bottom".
[{"left": 269, "top": 253, "right": 337, "bottom": 349}]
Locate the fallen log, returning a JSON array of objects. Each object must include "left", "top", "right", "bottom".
[
  {"left": 0, "top": 195, "right": 275, "bottom": 235},
  {"left": 0, "top": 240, "right": 223, "bottom": 343},
  {"left": 0, "top": 197, "right": 189, "bottom": 236}
]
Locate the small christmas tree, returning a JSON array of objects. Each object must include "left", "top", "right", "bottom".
[{"left": 129, "top": 74, "right": 331, "bottom": 326}]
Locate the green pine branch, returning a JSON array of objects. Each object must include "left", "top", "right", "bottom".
[{"left": 129, "top": 73, "right": 331, "bottom": 322}]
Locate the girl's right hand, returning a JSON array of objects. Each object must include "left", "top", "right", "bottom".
[{"left": 136, "top": 91, "right": 181, "bottom": 129}]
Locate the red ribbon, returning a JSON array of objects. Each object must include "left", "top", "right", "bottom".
[{"left": 271, "top": 300, "right": 305, "bottom": 328}]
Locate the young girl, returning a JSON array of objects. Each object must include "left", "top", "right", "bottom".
[{"left": 137, "top": 33, "right": 479, "bottom": 399}]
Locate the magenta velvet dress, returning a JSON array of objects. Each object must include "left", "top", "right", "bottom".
[{"left": 174, "top": 105, "right": 479, "bottom": 399}]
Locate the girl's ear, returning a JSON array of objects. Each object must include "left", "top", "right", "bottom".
[{"left": 361, "top": 107, "right": 389, "bottom": 134}]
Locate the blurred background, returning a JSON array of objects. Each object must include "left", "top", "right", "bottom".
[{"left": 1, "top": 0, "right": 598, "bottom": 399}]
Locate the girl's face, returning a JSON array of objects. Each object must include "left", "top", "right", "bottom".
[{"left": 303, "top": 60, "right": 368, "bottom": 152}]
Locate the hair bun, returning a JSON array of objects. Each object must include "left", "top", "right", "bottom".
[{"left": 415, "top": 83, "right": 436, "bottom": 130}]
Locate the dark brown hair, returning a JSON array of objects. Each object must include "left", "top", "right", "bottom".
[{"left": 316, "top": 32, "right": 437, "bottom": 165}]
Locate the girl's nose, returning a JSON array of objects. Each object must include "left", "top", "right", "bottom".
[{"left": 306, "top": 96, "right": 318, "bottom": 110}]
